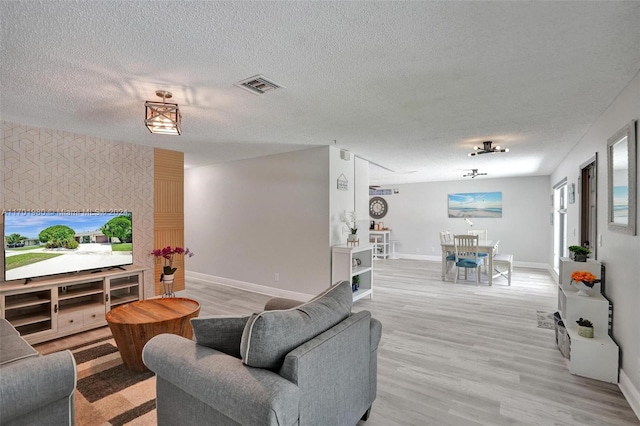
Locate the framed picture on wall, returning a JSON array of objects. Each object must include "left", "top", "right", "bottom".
[{"left": 447, "top": 192, "right": 502, "bottom": 218}]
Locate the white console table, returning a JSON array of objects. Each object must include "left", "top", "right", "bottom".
[{"left": 0, "top": 266, "right": 146, "bottom": 344}]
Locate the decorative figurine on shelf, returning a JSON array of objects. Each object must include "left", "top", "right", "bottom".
[
  {"left": 150, "top": 246, "right": 195, "bottom": 297},
  {"left": 570, "top": 270, "right": 600, "bottom": 297}
]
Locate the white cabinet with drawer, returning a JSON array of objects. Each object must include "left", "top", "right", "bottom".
[{"left": 1, "top": 266, "right": 145, "bottom": 344}]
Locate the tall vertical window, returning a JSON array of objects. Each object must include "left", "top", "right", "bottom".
[{"left": 553, "top": 179, "right": 568, "bottom": 274}]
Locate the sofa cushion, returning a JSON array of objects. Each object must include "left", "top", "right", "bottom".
[
  {"left": 191, "top": 315, "right": 249, "bottom": 358},
  {"left": 240, "top": 280, "right": 353, "bottom": 369}
]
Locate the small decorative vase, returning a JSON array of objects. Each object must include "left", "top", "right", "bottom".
[
  {"left": 161, "top": 273, "right": 175, "bottom": 298},
  {"left": 347, "top": 233, "right": 358, "bottom": 242},
  {"left": 575, "top": 281, "right": 592, "bottom": 297},
  {"left": 578, "top": 325, "right": 594, "bottom": 338}
]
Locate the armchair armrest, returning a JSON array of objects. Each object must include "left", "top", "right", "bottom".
[
  {"left": 0, "top": 350, "right": 76, "bottom": 423},
  {"left": 370, "top": 317, "right": 382, "bottom": 351},
  {"left": 143, "top": 333, "right": 300, "bottom": 426}
]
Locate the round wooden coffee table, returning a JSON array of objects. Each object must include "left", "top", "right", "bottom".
[{"left": 106, "top": 297, "right": 200, "bottom": 371}]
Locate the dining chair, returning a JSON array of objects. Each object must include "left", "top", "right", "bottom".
[
  {"left": 467, "top": 229, "right": 489, "bottom": 271},
  {"left": 467, "top": 229, "right": 488, "bottom": 241},
  {"left": 453, "top": 234, "right": 484, "bottom": 286},
  {"left": 439, "top": 231, "right": 455, "bottom": 273},
  {"left": 439, "top": 230, "right": 453, "bottom": 244}
]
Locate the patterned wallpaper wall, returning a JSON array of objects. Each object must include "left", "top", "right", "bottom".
[{"left": 1, "top": 121, "right": 155, "bottom": 297}]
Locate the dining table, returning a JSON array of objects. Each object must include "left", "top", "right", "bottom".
[{"left": 441, "top": 239, "right": 500, "bottom": 285}]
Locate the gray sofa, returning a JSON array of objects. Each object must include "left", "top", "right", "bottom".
[
  {"left": 0, "top": 319, "right": 77, "bottom": 426},
  {"left": 143, "top": 281, "right": 382, "bottom": 426}
]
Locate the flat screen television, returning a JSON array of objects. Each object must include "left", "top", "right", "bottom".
[{"left": 3, "top": 210, "right": 133, "bottom": 282}]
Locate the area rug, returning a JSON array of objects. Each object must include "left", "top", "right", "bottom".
[
  {"left": 44, "top": 335, "right": 157, "bottom": 426},
  {"left": 536, "top": 310, "right": 556, "bottom": 330}
]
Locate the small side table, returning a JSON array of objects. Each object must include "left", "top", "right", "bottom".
[{"left": 106, "top": 297, "right": 200, "bottom": 371}]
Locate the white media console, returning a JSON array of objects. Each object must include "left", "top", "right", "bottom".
[{"left": 0, "top": 265, "right": 145, "bottom": 344}]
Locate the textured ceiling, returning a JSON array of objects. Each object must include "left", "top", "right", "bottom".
[{"left": 2, "top": 1, "right": 640, "bottom": 184}]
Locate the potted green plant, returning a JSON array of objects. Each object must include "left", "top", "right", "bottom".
[
  {"left": 568, "top": 245, "right": 591, "bottom": 262},
  {"left": 352, "top": 275, "right": 360, "bottom": 292},
  {"left": 576, "top": 317, "right": 594, "bottom": 338}
]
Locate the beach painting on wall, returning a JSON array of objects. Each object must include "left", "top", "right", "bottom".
[{"left": 448, "top": 192, "right": 502, "bottom": 218}]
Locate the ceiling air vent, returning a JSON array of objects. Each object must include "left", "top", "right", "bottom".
[{"left": 234, "top": 74, "right": 284, "bottom": 95}]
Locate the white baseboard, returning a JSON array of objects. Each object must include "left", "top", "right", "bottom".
[
  {"left": 185, "top": 271, "right": 314, "bottom": 302},
  {"left": 394, "top": 253, "right": 548, "bottom": 269},
  {"left": 513, "top": 261, "right": 548, "bottom": 269},
  {"left": 619, "top": 369, "right": 640, "bottom": 421},
  {"left": 395, "top": 253, "right": 440, "bottom": 261}
]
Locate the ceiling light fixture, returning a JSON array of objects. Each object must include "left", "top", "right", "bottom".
[
  {"left": 145, "top": 90, "right": 181, "bottom": 135},
  {"left": 468, "top": 141, "right": 508, "bottom": 157},
  {"left": 462, "top": 169, "right": 487, "bottom": 178}
]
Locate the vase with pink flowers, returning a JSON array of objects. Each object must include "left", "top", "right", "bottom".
[{"left": 150, "top": 246, "right": 194, "bottom": 297}]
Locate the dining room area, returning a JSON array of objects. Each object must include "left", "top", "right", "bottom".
[
  {"left": 438, "top": 230, "right": 513, "bottom": 287},
  {"left": 366, "top": 178, "right": 551, "bottom": 279}
]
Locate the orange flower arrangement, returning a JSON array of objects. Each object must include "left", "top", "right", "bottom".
[{"left": 571, "top": 271, "right": 600, "bottom": 288}]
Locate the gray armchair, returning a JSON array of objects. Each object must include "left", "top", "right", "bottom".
[
  {"left": 143, "top": 281, "right": 382, "bottom": 426},
  {"left": 0, "top": 319, "right": 76, "bottom": 426}
]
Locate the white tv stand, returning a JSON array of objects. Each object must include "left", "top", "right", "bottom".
[{"left": 0, "top": 265, "right": 145, "bottom": 344}]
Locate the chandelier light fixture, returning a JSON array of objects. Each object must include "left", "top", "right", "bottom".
[
  {"left": 468, "top": 141, "right": 508, "bottom": 157},
  {"left": 145, "top": 90, "right": 181, "bottom": 135},
  {"left": 462, "top": 169, "right": 487, "bottom": 178}
]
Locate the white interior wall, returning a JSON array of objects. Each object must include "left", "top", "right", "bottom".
[
  {"left": 185, "top": 147, "right": 331, "bottom": 298},
  {"left": 355, "top": 156, "right": 371, "bottom": 232},
  {"left": 371, "top": 176, "right": 551, "bottom": 266},
  {"left": 329, "top": 147, "right": 356, "bottom": 246},
  {"left": 550, "top": 71, "right": 640, "bottom": 403}
]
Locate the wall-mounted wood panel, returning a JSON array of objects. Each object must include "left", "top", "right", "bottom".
[{"left": 154, "top": 148, "right": 184, "bottom": 295}]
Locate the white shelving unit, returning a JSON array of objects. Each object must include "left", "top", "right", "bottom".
[
  {"left": 369, "top": 230, "right": 391, "bottom": 259},
  {"left": 108, "top": 274, "right": 142, "bottom": 308},
  {"left": 331, "top": 244, "right": 373, "bottom": 301},
  {"left": 557, "top": 257, "right": 618, "bottom": 383},
  {"left": 0, "top": 266, "right": 145, "bottom": 344}
]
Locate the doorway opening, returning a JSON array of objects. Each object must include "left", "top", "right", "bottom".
[
  {"left": 553, "top": 178, "right": 568, "bottom": 274},
  {"left": 580, "top": 155, "right": 597, "bottom": 259}
]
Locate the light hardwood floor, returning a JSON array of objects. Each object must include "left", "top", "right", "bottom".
[
  {"left": 179, "top": 259, "right": 639, "bottom": 426},
  {"left": 34, "top": 258, "right": 639, "bottom": 425}
]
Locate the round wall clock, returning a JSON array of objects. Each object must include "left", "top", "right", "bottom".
[{"left": 369, "top": 197, "right": 388, "bottom": 219}]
